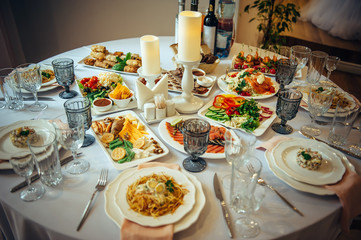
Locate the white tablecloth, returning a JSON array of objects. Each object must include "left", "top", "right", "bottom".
[{"left": 0, "top": 36, "right": 360, "bottom": 240}]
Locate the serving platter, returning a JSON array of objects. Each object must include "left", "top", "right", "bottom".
[
  {"left": 78, "top": 56, "right": 138, "bottom": 76},
  {"left": 91, "top": 111, "right": 169, "bottom": 170},
  {"left": 104, "top": 166, "right": 206, "bottom": 232},
  {"left": 115, "top": 166, "right": 196, "bottom": 227}
]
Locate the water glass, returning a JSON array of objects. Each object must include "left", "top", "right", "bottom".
[
  {"left": 64, "top": 97, "right": 95, "bottom": 147},
  {"left": 325, "top": 56, "right": 340, "bottom": 80},
  {"left": 290, "top": 45, "right": 311, "bottom": 72},
  {"left": 10, "top": 151, "right": 45, "bottom": 201},
  {"left": 301, "top": 85, "right": 335, "bottom": 136},
  {"left": 230, "top": 156, "right": 262, "bottom": 238},
  {"left": 306, "top": 51, "right": 328, "bottom": 85},
  {"left": 328, "top": 100, "right": 359, "bottom": 146},
  {"left": 16, "top": 63, "right": 47, "bottom": 112},
  {"left": 28, "top": 130, "right": 63, "bottom": 187},
  {"left": 276, "top": 59, "right": 298, "bottom": 90},
  {"left": 52, "top": 58, "right": 77, "bottom": 99},
  {"left": 182, "top": 118, "right": 210, "bottom": 172},
  {"left": 0, "top": 68, "right": 24, "bottom": 110},
  {"left": 271, "top": 89, "right": 303, "bottom": 134}
]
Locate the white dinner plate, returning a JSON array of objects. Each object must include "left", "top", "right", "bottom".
[
  {"left": 197, "top": 100, "right": 276, "bottom": 137},
  {"left": 115, "top": 166, "right": 196, "bottom": 227},
  {"left": 92, "top": 111, "right": 169, "bottom": 170},
  {"left": 158, "top": 115, "right": 235, "bottom": 159},
  {"left": 40, "top": 65, "right": 57, "bottom": 86},
  {"left": 217, "top": 74, "right": 279, "bottom": 100},
  {"left": 0, "top": 120, "right": 56, "bottom": 169},
  {"left": 104, "top": 167, "right": 205, "bottom": 232},
  {"left": 272, "top": 138, "right": 346, "bottom": 185},
  {"left": 265, "top": 145, "right": 355, "bottom": 195}
]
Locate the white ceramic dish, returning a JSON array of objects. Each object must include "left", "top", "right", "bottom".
[
  {"left": 104, "top": 166, "right": 206, "bottom": 232},
  {"left": 91, "top": 111, "right": 169, "bottom": 170},
  {"left": 0, "top": 120, "right": 56, "bottom": 169},
  {"left": 140, "top": 111, "right": 180, "bottom": 125},
  {"left": 115, "top": 166, "right": 196, "bottom": 227},
  {"left": 272, "top": 138, "right": 346, "bottom": 185},
  {"left": 197, "top": 76, "right": 215, "bottom": 88},
  {"left": 264, "top": 140, "right": 355, "bottom": 195},
  {"left": 197, "top": 100, "right": 276, "bottom": 137},
  {"left": 40, "top": 65, "right": 57, "bottom": 86},
  {"left": 217, "top": 74, "right": 279, "bottom": 100},
  {"left": 93, "top": 98, "right": 113, "bottom": 112},
  {"left": 158, "top": 116, "right": 238, "bottom": 159}
]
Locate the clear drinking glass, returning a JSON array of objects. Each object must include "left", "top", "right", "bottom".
[
  {"left": 325, "top": 56, "right": 340, "bottom": 80},
  {"left": 272, "top": 89, "right": 303, "bottom": 134},
  {"left": 290, "top": 45, "right": 311, "bottom": 73},
  {"left": 10, "top": 151, "right": 45, "bottom": 201},
  {"left": 182, "top": 118, "right": 211, "bottom": 172},
  {"left": 16, "top": 63, "right": 47, "bottom": 112},
  {"left": 231, "top": 156, "right": 262, "bottom": 238},
  {"left": 0, "top": 68, "right": 25, "bottom": 110},
  {"left": 64, "top": 97, "right": 95, "bottom": 147},
  {"left": 276, "top": 59, "right": 298, "bottom": 91},
  {"left": 301, "top": 85, "right": 336, "bottom": 136},
  {"left": 54, "top": 115, "right": 89, "bottom": 174},
  {"left": 306, "top": 51, "right": 328, "bottom": 85},
  {"left": 52, "top": 58, "right": 78, "bottom": 99}
]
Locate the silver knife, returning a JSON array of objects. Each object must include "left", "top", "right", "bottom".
[
  {"left": 0, "top": 97, "right": 55, "bottom": 101},
  {"left": 10, "top": 153, "right": 81, "bottom": 193},
  {"left": 299, "top": 130, "right": 361, "bottom": 160},
  {"left": 213, "top": 173, "right": 233, "bottom": 238}
]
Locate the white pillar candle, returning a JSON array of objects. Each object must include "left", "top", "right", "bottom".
[
  {"left": 140, "top": 35, "right": 161, "bottom": 75},
  {"left": 178, "top": 11, "right": 202, "bottom": 62}
]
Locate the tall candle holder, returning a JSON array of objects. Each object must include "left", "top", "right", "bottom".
[
  {"left": 137, "top": 67, "right": 162, "bottom": 89},
  {"left": 172, "top": 55, "right": 203, "bottom": 113}
]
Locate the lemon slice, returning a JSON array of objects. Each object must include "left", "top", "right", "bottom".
[
  {"left": 170, "top": 118, "right": 183, "bottom": 126},
  {"left": 133, "top": 138, "right": 145, "bottom": 149},
  {"left": 111, "top": 147, "right": 126, "bottom": 161},
  {"left": 101, "top": 133, "right": 115, "bottom": 143}
]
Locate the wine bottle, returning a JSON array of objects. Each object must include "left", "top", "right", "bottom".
[
  {"left": 215, "top": 0, "right": 235, "bottom": 58},
  {"left": 190, "top": 0, "right": 199, "bottom": 11},
  {"left": 203, "top": 0, "right": 218, "bottom": 54},
  {"left": 175, "top": 0, "right": 185, "bottom": 43}
]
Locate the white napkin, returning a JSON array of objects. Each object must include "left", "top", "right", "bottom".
[{"left": 136, "top": 74, "right": 169, "bottom": 110}]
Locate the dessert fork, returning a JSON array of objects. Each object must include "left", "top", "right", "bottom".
[
  {"left": 247, "top": 164, "right": 304, "bottom": 216},
  {"left": 77, "top": 168, "right": 108, "bottom": 231}
]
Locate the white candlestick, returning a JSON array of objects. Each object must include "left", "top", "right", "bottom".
[
  {"left": 178, "top": 11, "right": 202, "bottom": 62},
  {"left": 140, "top": 35, "right": 161, "bottom": 75}
]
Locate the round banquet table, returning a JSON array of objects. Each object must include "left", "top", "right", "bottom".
[{"left": 0, "top": 36, "right": 360, "bottom": 240}]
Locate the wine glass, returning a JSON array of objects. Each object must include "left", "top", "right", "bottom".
[
  {"left": 182, "top": 118, "right": 210, "bottom": 172},
  {"left": 325, "top": 56, "right": 340, "bottom": 81},
  {"left": 54, "top": 115, "right": 89, "bottom": 174},
  {"left": 16, "top": 63, "right": 47, "bottom": 112},
  {"left": 349, "top": 121, "right": 361, "bottom": 156},
  {"left": 276, "top": 59, "right": 298, "bottom": 91},
  {"left": 223, "top": 130, "right": 256, "bottom": 189},
  {"left": 306, "top": 51, "right": 328, "bottom": 85},
  {"left": 271, "top": 89, "right": 303, "bottom": 134},
  {"left": 52, "top": 58, "right": 78, "bottom": 99},
  {"left": 231, "top": 156, "right": 262, "bottom": 238},
  {"left": 301, "top": 85, "right": 335, "bottom": 136},
  {"left": 290, "top": 45, "right": 311, "bottom": 73},
  {"left": 10, "top": 151, "right": 45, "bottom": 201},
  {"left": 64, "top": 97, "right": 95, "bottom": 147}
]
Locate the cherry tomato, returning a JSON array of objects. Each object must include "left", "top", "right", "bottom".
[
  {"left": 253, "top": 65, "right": 259, "bottom": 70},
  {"left": 269, "top": 68, "right": 276, "bottom": 74},
  {"left": 240, "top": 91, "right": 251, "bottom": 96},
  {"left": 234, "top": 63, "right": 239, "bottom": 69},
  {"left": 243, "top": 65, "right": 249, "bottom": 69},
  {"left": 233, "top": 110, "right": 240, "bottom": 115},
  {"left": 261, "top": 68, "right": 266, "bottom": 73}
]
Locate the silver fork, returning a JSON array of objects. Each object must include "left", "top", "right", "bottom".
[
  {"left": 247, "top": 164, "right": 304, "bottom": 217},
  {"left": 77, "top": 168, "right": 108, "bottom": 231}
]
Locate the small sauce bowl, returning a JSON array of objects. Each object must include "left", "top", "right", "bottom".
[
  {"left": 196, "top": 76, "right": 214, "bottom": 87},
  {"left": 93, "top": 98, "right": 112, "bottom": 112},
  {"left": 192, "top": 68, "right": 206, "bottom": 79},
  {"left": 109, "top": 90, "right": 134, "bottom": 108}
]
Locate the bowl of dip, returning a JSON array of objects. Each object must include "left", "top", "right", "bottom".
[
  {"left": 192, "top": 68, "right": 206, "bottom": 79},
  {"left": 196, "top": 76, "right": 214, "bottom": 87},
  {"left": 93, "top": 98, "right": 112, "bottom": 112}
]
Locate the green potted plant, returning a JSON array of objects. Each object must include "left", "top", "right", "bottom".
[{"left": 244, "top": 0, "right": 300, "bottom": 51}]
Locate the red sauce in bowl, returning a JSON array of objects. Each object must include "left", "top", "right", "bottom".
[
  {"left": 192, "top": 70, "right": 205, "bottom": 76},
  {"left": 94, "top": 98, "right": 111, "bottom": 107}
]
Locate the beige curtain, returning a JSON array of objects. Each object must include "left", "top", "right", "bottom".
[{"left": 0, "top": 0, "right": 25, "bottom": 68}]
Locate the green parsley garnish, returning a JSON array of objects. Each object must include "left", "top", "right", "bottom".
[
  {"left": 315, "top": 87, "right": 324, "bottom": 93},
  {"left": 235, "top": 79, "right": 247, "bottom": 94},
  {"left": 41, "top": 71, "right": 51, "bottom": 79},
  {"left": 20, "top": 130, "right": 29, "bottom": 136},
  {"left": 165, "top": 180, "right": 174, "bottom": 193},
  {"left": 301, "top": 151, "right": 311, "bottom": 160}
]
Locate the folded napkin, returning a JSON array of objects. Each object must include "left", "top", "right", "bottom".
[
  {"left": 257, "top": 136, "right": 361, "bottom": 233},
  {"left": 120, "top": 162, "right": 180, "bottom": 240}
]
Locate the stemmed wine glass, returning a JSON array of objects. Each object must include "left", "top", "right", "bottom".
[
  {"left": 276, "top": 59, "right": 298, "bottom": 91},
  {"left": 54, "top": 115, "right": 89, "bottom": 174},
  {"left": 16, "top": 63, "right": 47, "bottom": 112},
  {"left": 182, "top": 118, "right": 210, "bottom": 172},
  {"left": 223, "top": 130, "right": 256, "bottom": 189},
  {"left": 325, "top": 56, "right": 340, "bottom": 81},
  {"left": 301, "top": 85, "right": 335, "bottom": 136},
  {"left": 52, "top": 58, "right": 78, "bottom": 99},
  {"left": 271, "top": 89, "right": 303, "bottom": 134},
  {"left": 231, "top": 156, "right": 262, "bottom": 238},
  {"left": 10, "top": 151, "right": 45, "bottom": 201},
  {"left": 290, "top": 45, "right": 311, "bottom": 73},
  {"left": 64, "top": 97, "right": 95, "bottom": 147}
]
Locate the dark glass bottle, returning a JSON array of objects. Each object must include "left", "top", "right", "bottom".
[
  {"left": 190, "top": 0, "right": 199, "bottom": 11},
  {"left": 215, "top": 0, "right": 235, "bottom": 58},
  {"left": 203, "top": 0, "right": 218, "bottom": 54}
]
